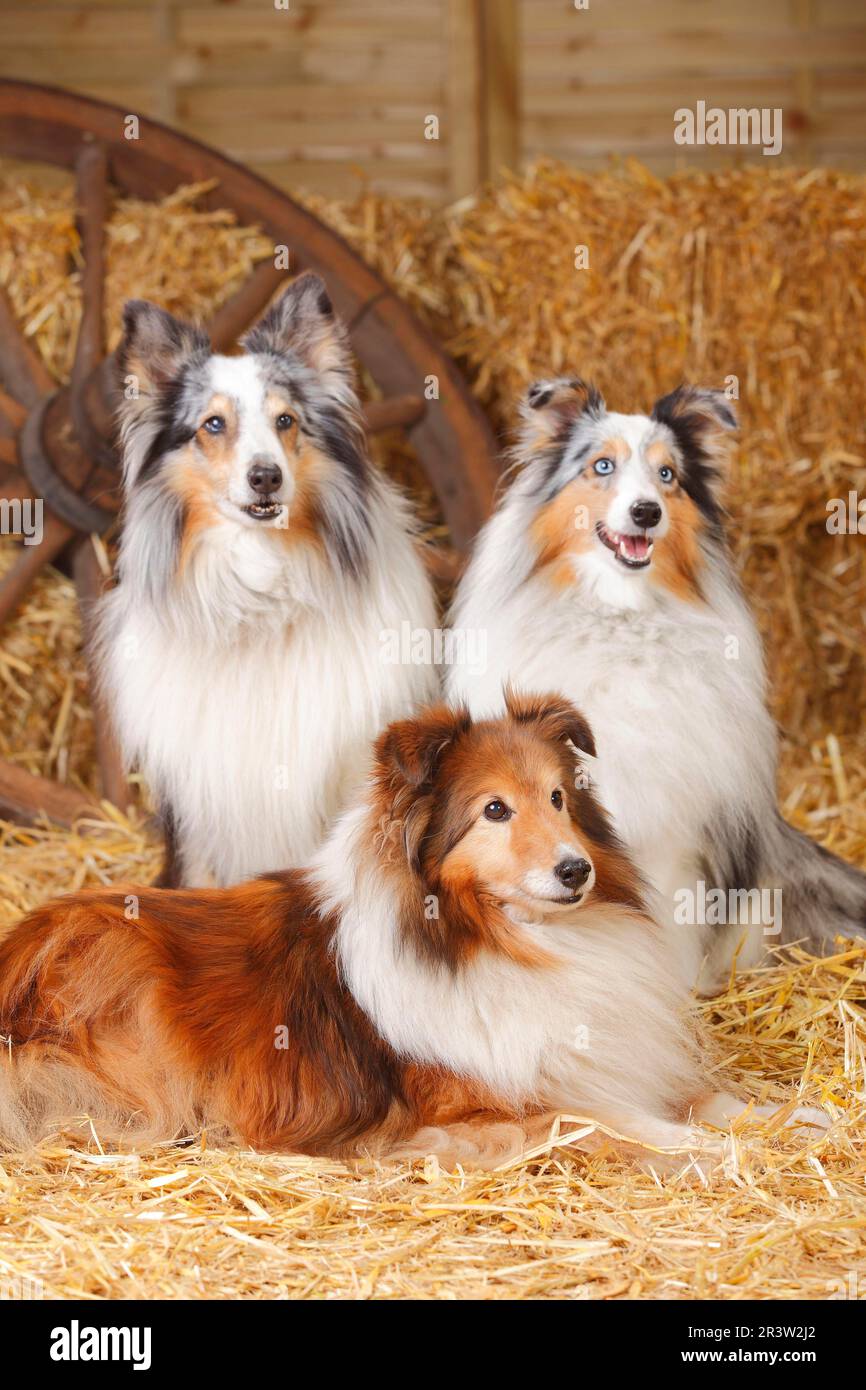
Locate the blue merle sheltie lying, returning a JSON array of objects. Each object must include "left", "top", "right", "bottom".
[
  {"left": 0, "top": 695, "right": 825, "bottom": 1165},
  {"left": 97, "top": 273, "right": 437, "bottom": 886},
  {"left": 448, "top": 379, "right": 866, "bottom": 993}
]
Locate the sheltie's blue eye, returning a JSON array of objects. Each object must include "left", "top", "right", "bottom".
[
  {"left": 659, "top": 465, "right": 674, "bottom": 483},
  {"left": 203, "top": 416, "right": 225, "bottom": 435},
  {"left": 276, "top": 413, "right": 294, "bottom": 432},
  {"left": 593, "top": 458, "right": 615, "bottom": 476}
]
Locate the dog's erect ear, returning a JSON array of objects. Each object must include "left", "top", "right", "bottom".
[
  {"left": 118, "top": 300, "right": 209, "bottom": 397},
  {"left": 651, "top": 384, "right": 737, "bottom": 436},
  {"left": 505, "top": 687, "right": 597, "bottom": 759},
  {"left": 651, "top": 385, "right": 736, "bottom": 521},
  {"left": 379, "top": 704, "right": 473, "bottom": 789},
  {"left": 242, "top": 271, "right": 352, "bottom": 383},
  {"left": 519, "top": 376, "right": 605, "bottom": 450}
]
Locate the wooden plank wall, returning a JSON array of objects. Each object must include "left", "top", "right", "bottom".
[
  {"left": 0, "top": 0, "right": 455, "bottom": 199},
  {"left": 0, "top": 0, "right": 864, "bottom": 202},
  {"left": 520, "top": 0, "right": 866, "bottom": 174}
]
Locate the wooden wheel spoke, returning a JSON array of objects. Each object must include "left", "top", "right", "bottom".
[
  {"left": 0, "top": 386, "right": 27, "bottom": 431},
  {"left": 362, "top": 394, "right": 427, "bottom": 435},
  {"left": 69, "top": 141, "right": 118, "bottom": 475},
  {"left": 71, "top": 142, "right": 109, "bottom": 391},
  {"left": 0, "top": 288, "right": 54, "bottom": 408},
  {"left": 0, "top": 757, "right": 100, "bottom": 829},
  {"left": 0, "top": 437, "right": 20, "bottom": 469},
  {"left": 72, "top": 536, "right": 129, "bottom": 810}
]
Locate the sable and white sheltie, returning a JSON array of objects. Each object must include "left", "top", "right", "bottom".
[
  {"left": 97, "top": 271, "right": 437, "bottom": 887},
  {"left": 0, "top": 695, "right": 821, "bottom": 1165},
  {"left": 448, "top": 380, "right": 866, "bottom": 993}
]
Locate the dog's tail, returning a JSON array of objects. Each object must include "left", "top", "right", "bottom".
[
  {"left": 0, "top": 894, "right": 160, "bottom": 1152},
  {"left": 0, "top": 900, "right": 116, "bottom": 1151},
  {"left": 0, "top": 1043, "right": 115, "bottom": 1152},
  {"left": 766, "top": 813, "right": 866, "bottom": 952}
]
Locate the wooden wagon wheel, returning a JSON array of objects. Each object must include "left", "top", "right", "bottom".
[{"left": 0, "top": 80, "right": 499, "bottom": 827}]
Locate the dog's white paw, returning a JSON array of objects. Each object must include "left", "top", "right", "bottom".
[{"left": 751, "top": 1100, "right": 830, "bottom": 1133}]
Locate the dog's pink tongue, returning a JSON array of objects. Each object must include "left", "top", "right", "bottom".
[{"left": 621, "top": 534, "right": 649, "bottom": 560}]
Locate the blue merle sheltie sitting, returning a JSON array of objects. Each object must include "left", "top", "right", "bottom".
[
  {"left": 447, "top": 377, "right": 866, "bottom": 993},
  {"left": 97, "top": 273, "right": 437, "bottom": 887}
]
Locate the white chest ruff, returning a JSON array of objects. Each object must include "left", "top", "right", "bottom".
[
  {"left": 102, "top": 520, "right": 437, "bottom": 884},
  {"left": 450, "top": 574, "right": 777, "bottom": 885},
  {"left": 322, "top": 825, "right": 696, "bottom": 1118},
  {"left": 114, "top": 619, "right": 373, "bottom": 880}
]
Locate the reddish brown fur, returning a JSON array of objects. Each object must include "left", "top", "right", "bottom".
[
  {"left": 369, "top": 691, "right": 646, "bottom": 970},
  {"left": 648, "top": 489, "right": 704, "bottom": 601},
  {"left": 0, "top": 698, "right": 647, "bottom": 1157},
  {"left": 0, "top": 876, "right": 405, "bottom": 1154}
]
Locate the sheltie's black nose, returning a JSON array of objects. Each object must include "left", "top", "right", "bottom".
[
  {"left": 555, "top": 857, "right": 592, "bottom": 888},
  {"left": 248, "top": 460, "right": 283, "bottom": 495},
  {"left": 630, "top": 499, "right": 661, "bottom": 529}
]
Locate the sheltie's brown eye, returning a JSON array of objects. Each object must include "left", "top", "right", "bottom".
[
  {"left": 203, "top": 415, "right": 225, "bottom": 435},
  {"left": 551, "top": 789, "right": 563, "bottom": 810},
  {"left": 276, "top": 412, "right": 294, "bottom": 432},
  {"left": 484, "top": 799, "right": 511, "bottom": 823}
]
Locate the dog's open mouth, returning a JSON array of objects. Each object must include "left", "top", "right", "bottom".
[
  {"left": 596, "top": 521, "right": 654, "bottom": 569},
  {"left": 243, "top": 501, "right": 283, "bottom": 521}
]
